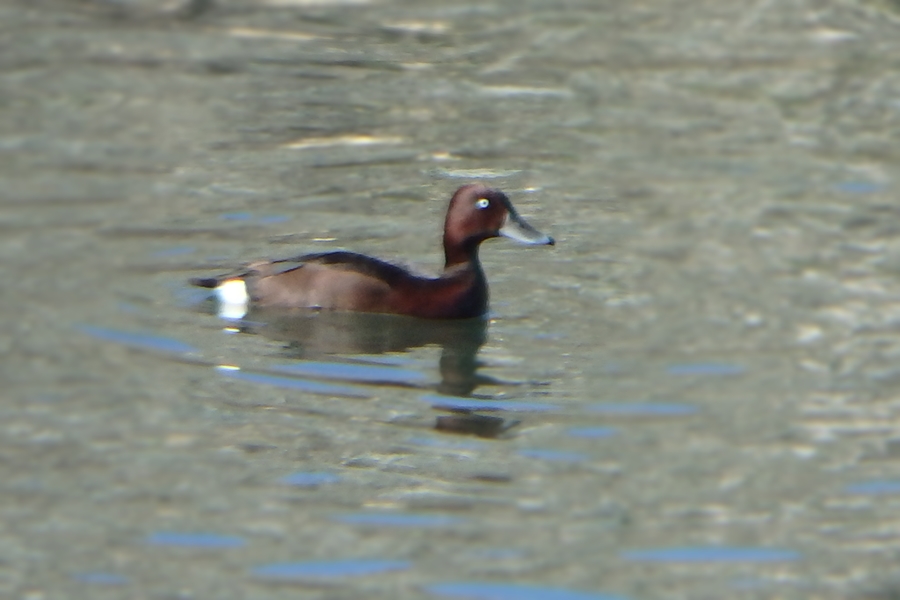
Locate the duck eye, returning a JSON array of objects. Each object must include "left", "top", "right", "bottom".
[{"left": 475, "top": 198, "right": 490, "bottom": 209}]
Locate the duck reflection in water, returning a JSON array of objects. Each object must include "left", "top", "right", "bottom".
[
  {"left": 234, "top": 309, "right": 490, "bottom": 397},
  {"left": 226, "top": 310, "right": 519, "bottom": 436}
]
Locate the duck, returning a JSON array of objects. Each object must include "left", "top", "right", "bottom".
[{"left": 191, "top": 184, "right": 554, "bottom": 320}]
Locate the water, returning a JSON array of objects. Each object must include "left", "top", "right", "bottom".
[
  {"left": 426, "top": 582, "right": 626, "bottom": 600},
  {"left": 4, "top": 0, "right": 900, "bottom": 598},
  {"left": 145, "top": 531, "right": 247, "bottom": 549},
  {"left": 621, "top": 546, "right": 801, "bottom": 564},
  {"left": 252, "top": 559, "right": 411, "bottom": 582},
  {"left": 280, "top": 471, "right": 341, "bottom": 487}
]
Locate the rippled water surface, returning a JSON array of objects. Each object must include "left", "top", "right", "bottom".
[{"left": 4, "top": 0, "right": 900, "bottom": 598}]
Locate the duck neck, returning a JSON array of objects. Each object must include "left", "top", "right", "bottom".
[
  {"left": 435, "top": 242, "right": 488, "bottom": 318},
  {"left": 444, "top": 235, "right": 481, "bottom": 271}
]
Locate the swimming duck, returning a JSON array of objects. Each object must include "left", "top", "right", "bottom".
[{"left": 191, "top": 184, "right": 554, "bottom": 319}]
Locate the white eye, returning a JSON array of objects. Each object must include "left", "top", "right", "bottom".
[{"left": 475, "top": 198, "right": 490, "bottom": 209}]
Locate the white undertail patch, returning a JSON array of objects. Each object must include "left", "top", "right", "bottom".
[{"left": 215, "top": 279, "right": 249, "bottom": 320}]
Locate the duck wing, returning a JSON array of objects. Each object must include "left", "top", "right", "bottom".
[
  {"left": 190, "top": 251, "right": 418, "bottom": 288},
  {"left": 284, "top": 251, "right": 418, "bottom": 286}
]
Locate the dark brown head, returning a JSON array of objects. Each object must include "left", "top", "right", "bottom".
[{"left": 442, "top": 184, "right": 554, "bottom": 267}]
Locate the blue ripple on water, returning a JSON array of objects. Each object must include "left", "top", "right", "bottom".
[
  {"left": 252, "top": 559, "right": 410, "bottom": 581},
  {"left": 426, "top": 582, "right": 627, "bottom": 600},
  {"left": 621, "top": 546, "right": 800, "bottom": 563},
  {"left": 145, "top": 531, "right": 246, "bottom": 548},
  {"left": 518, "top": 449, "right": 589, "bottom": 463},
  {"left": 73, "top": 572, "right": 129, "bottom": 585},
  {"left": 280, "top": 471, "right": 341, "bottom": 487},
  {"left": 834, "top": 181, "right": 885, "bottom": 194},
  {"left": 272, "top": 360, "right": 429, "bottom": 384},
  {"left": 150, "top": 245, "right": 196, "bottom": 258},
  {"left": 258, "top": 214, "right": 290, "bottom": 224},
  {"left": 216, "top": 366, "right": 370, "bottom": 399},
  {"left": 566, "top": 426, "right": 617, "bottom": 439},
  {"left": 587, "top": 403, "right": 696, "bottom": 417},
  {"left": 78, "top": 324, "right": 198, "bottom": 355},
  {"left": 407, "top": 436, "right": 485, "bottom": 451},
  {"left": 666, "top": 363, "right": 745, "bottom": 376},
  {"left": 845, "top": 480, "right": 900, "bottom": 495},
  {"left": 334, "top": 512, "right": 465, "bottom": 528},
  {"left": 219, "top": 211, "right": 252, "bottom": 221},
  {"left": 421, "top": 394, "right": 556, "bottom": 413},
  {"left": 220, "top": 212, "right": 289, "bottom": 224}
]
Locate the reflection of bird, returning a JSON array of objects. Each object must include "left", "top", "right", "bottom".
[
  {"left": 241, "top": 310, "right": 521, "bottom": 434},
  {"left": 242, "top": 310, "right": 491, "bottom": 396},
  {"left": 191, "top": 184, "right": 553, "bottom": 319}
]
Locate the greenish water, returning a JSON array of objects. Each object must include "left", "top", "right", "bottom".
[{"left": 3, "top": 1, "right": 900, "bottom": 598}]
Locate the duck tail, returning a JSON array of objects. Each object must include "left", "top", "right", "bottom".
[{"left": 189, "top": 276, "right": 221, "bottom": 289}]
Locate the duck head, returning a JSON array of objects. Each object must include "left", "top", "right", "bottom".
[{"left": 443, "top": 184, "right": 554, "bottom": 267}]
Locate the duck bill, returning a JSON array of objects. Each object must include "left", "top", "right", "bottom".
[{"left": 499, "top": 209, "right": 555, "bottom": 245}]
